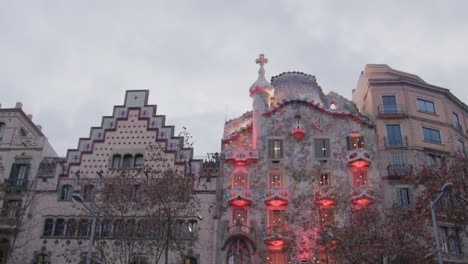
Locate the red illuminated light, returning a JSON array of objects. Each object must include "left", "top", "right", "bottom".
[
  {"left": 230, "top": 198, "right": 251, "bottom": 207},
  {"left": 349, "top": 160, "right": 369, "bottom": 168},
  {"left": 267, "top": 239, "right": 285, "bottom": 247},
  {"left": 352, "top": 196, "right": 374, "bottom": 207},
  {"left": 265, "top": 198, "right": 289, "bottom": 207},
  {"left": 314, "top": 197, "right": 336, "bottom": 208}
]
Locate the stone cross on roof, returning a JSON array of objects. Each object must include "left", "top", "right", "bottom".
[{"left": 255, "top": 54, "right": 268, "bottom": 66}]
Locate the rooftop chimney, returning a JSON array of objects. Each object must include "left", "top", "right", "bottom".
[
  {"left": 15, "top": 102, "right": 23, "bottom": 109},
  {"left": 37, "top": 125, "right": 42, "bottom": 131},
  {"left": 27, "top": 114, "right": 33, "bottom": 120}
]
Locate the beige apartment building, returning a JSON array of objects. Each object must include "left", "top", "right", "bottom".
[{"left": 353, "top": 64, "right": 468, "bottom": 263}]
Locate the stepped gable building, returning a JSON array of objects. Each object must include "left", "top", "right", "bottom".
[
  {"left": 0, "top": 103, "right": 59, "bottom": 263},
  {"left": 353, "top": 64, "right": 468, "bottom": 263},
  {"left": 8, "top": 90, "right": 218, "bottom": 264},
  {"left": 216, "top": 55, "right": 378, "bottom": 263}
]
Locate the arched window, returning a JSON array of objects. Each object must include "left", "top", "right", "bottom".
[
  {"left": 184, "top": 256, "right": 197, "bottom": 264},
  {"left": 0, "top": 122, "right": 5, "bottom": 140},
  {"left": 78, "top": 219, "right": 89, "bottom": 237},
  {"left": 83, "top": 184, "right": 95, "bottom": 202},
  {"left": 43, "top": 218, "right": 54, "bottom": 236},
  {"left": 54, "top": 218, "right": 65, "bottom": 236},
  {"left": 35, "top": 253, "right": 49, "bottom": 264},
  {"left": 60, "top": 184, "right": 73, "bottom": 201},
  {"left": 66, "top": 219, "right": 77, "bottom": 237},
  {"left": 122, "top": 154, "right": 133, "bottom": 169},
  {"left": 227, "top": 239, "right": 250, "bottom": 264},
  {"left": 112, "top": 154, "right": 122, "bottom": 169},
  {"left": 134, "top": 154, "right": 144, "bottom": 167}
]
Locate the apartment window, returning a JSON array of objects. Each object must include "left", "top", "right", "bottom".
[
  {"left": 43, "top": 218, "right": 54, "bottom": 236},
  {"left": 352, "top": 169, "right": 368, "bottom": 187},
  {"left": 426, "top": 153, "right": 443, "bottom": 167},
  {"left": 122, "top": 154, "right": 133, "bottom": 169},
  {"left": 130, "top": 185, "right": 141, "bottom": 200},
  {"left": 34, "top": 253, "right": 49, "bottom": 264},
  {"left": 268, "top": 139, "right": 284, "bottom": 159},
  {"left": 8, "top": 163, "right": 29, "bottom": 188},
  {"left": 233, "top": 172, "right": 247, "bottom": 189},
  {"left": 440, "top": 226, "right": 462, "bottom": 255},
  {"left": 187, "top": 219, "right": 197, "bottom": 233},
  {"left": 82, "top": 184, "right": 95, "bottom": 202},
  {"left": 1, "top": 200, "right": 20, "bottom": 218},
  {"left": 453, "top": 112, "right": 462, "bottom": 130},
  {"left": 112, "top": 154, "right": 122, "bottom": 169},
  {"left": 0, "top": 122, "right": 5, "bottom": 140},
  {"left": 184, "top": 256, "right": 197, "bottom": 264},
  {"left": 269, "top": 171, "right": 283, "bottom": 188},
  {"left": 417, "top": 98, "right": 436, "bottom": 114},
  {"left": 382, "top": 95, "right": 397, "bottom": 113},
  {"left": 319, "top": 172, "right": 330, "bottom": 186},
  {"left": 396, "top": 187, "right": 412, "bottom": 206},
  {"left": 422, "top": 127, "right": 441, "bottom": 143},
  {"left": 100, "top": 219, "right": 112, "bottom": 237},
  {"left": 134, "top": 154, "right": 144, "bottom": 167},
  {"left": 54, "top": 218, "right": 65, "bottom": 236},
  {"left": 232, "top": 208, "right": 247, "bottom": 225},
  {"left": 319, "top": 208, "right": 335, "bottom": 226},
  {"left": 386, "top": 124, "right": 403, "bottom": 146},
  {"left": 458, "top": 140, "right": 466, "bottom": 158},
  {"left": 60, "top": 184, "right": 73, "bottom": 201},
  {"left": 78, "top": 219, "right": 90, "bottom": 236},
  {"left": 347, "top": 135, "right": 364, "bottom": 150},
  {"left": 268, "top": 210, "right": 285, "bottom": 227},
  {"left": 315, "top": 138, "right": 330, "bottom": 158},
  {"left": 391, "top": 153, "right": 404, "bottom": 166},
  {"left": 66, "top": 219, "right": 77, "bottom": 236}
]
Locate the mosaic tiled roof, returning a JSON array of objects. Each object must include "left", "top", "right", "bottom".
[
  {"left": 223, "top": 111, "right": 253, "bottom": 139},
  {"left": 271, "top": 72, "right": 329, "bottom": 107}
]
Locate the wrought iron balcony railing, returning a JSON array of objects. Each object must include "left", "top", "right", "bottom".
[
  {"left": 387, "top": 164, "right": 412, "bottom": 179},
  {"left": 378, "top": 104, "right": 407, "bottom": 116}
]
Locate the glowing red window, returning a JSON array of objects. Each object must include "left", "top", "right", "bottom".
[
  {"left": 233, "top": 172, "right": 247, "bottom": 189},
  {"left": 269, "top": 172, "right": 283, "bottom": 188},
  {"left": 268, "top": 210, "right": 285, "bottom": 227},
  {"left": 266, "top": 251, "right": 286, "bottom": 264},
  {"left": 232, "top": 208, "right": 247, "bottom": 225},
  {"left": 319, "top": 208, "right": 335, "bottom": 226},
  {"left": 352, "top": 169, "right": 368, "bottom": 187}
]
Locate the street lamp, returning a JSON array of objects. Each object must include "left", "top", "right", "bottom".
[
  {"left": 72, "top": 193, "right": 97, "bottom": 264},
  {"left": 428, "top": 182, "right": 453, "bottom": 264}
]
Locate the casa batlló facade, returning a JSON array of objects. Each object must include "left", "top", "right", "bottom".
[{"left": 0, "top": 55, "right": 466, "bottom": 264}]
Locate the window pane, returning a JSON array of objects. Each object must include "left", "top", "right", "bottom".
[
  {"left": 268, "top": 210, "right": 284, "bottom": 226},
  {"left": 269, "top": 140, "right": 283, "bottom": 159},
  {"left": 54, "top": 219, "right": 65, "bottom": 236},
  {"left": 269, "top": 172, "right": 283, "bottom": 188},
  {"left": 422, "top": 128, "right": 441, "bottom": 143},
  {"left": 386, "top": 125, "right": 402, "bottom": 145},
  {"left": 233, "top": 172, "right": 247, "bottom": 188},
  {"left": 112, "top": 155, "right": 121, "bottom": 169},
  {"left": 123, "top": 154, "right": 133, "bottom": 168}
]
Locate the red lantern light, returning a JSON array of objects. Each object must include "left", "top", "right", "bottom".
[{"left": 265, "top": 198, "right": 289, "bottom": 207}]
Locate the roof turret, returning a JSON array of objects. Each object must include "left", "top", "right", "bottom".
[{"left": 249, "top": 54, "right": 274, "bottom": 97}]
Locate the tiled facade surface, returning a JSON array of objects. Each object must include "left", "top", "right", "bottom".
[
  {"left": 353, "top": 64, "right": 468, "bottom": 263},
  {"left": 215, "top": 58, "right": 379, "bottom": 263}
]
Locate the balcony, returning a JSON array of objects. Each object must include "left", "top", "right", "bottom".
[
  {"left": 377, "top": 104, "right": 407, "bottom": 118},
  {"left": 0, "top": 217, "right": 17, "bottom": 231},
  {"left": 264, "top": 226, "right": 289, "bottom": 247},
  {"left": 387, "top": 164, "right": 412, "bottom": 179},
  {"left": 225, "top": 150, "right": 259, "bottom": 165},
  {"left": 384, "top": 136, "right": 408, "bottom": 149},
  {"left": 222, "top": 221, "right": 256, "bottom": 250},
  {"left": 5, "top": 178, "right": 28, "bottom": 191},
  {"left": 351, "top": 186, "right": 376, "bottom": 207},
  {"left": 264, "top": 188, "right": 289, "bottom": 207},
  {"left": 346, "top": 149, "right": 372, "bottom": 168},
  {"left": 314, "top": 187, "right": 337, "bottom": 208},
  {"left": 227, "top": 188, "right": 253, "bottom": 207}
]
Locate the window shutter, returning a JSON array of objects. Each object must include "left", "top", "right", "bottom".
[
  {"left": 408, "top": 188, "right": 413, "bottom": 205},
  {"left": 279, "top": 140, "right": 284, "bottom": 158},
  {"left": 395, "top": 187, "right": 401, "bottom": 205},
  {"left": 268, "top": 140, "right": 274, "bottom": 158},
  {"left": 9, "top": 164, "right": 19, "bottom": 181},
  {"left": 346, "top": 136, "right": 351, "bottom": 150},
  {"left": 315, "top": 140, "right": 322, "bottom": 158},
  {"left": 324, "top": 139, "right": 330, "bottom": 157}
]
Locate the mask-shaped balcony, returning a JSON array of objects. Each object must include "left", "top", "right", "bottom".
[
  {"left": 222, "top": 220, "right": 257, "bottom": 252},
  {"left": 346, "top": 149, "right": 372, "bottom": 168},
  {"left": 225, "top": 150, "right": 259, "bottom": 166},
  {"left": 264, "top": 188, "right": 289, "bottom": 207},
  {"left": 227, "top": 188, "right": 253, "bottom": 207},
  {"left": 313, "top": 187, "right": 337, "bottom": 208},
  {"left": 291, "top": 117, "right": 306, "bottom": 140},
  {"left": 351, "top": 186, "right": 376, "bottom": 207},
  {"left": 264, "top": 226, "right": 289, "bottom": 247}
]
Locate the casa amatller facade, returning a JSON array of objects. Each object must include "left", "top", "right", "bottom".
[{"left": 0, "top": 55, "right": 467, "bottom": 264}]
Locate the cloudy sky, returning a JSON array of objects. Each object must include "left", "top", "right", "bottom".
[{"left": 2, "top": 0, "right": 467, "bottom": 157}]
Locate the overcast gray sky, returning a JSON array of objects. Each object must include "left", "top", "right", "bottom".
[{"left": 2, "top": 0, "right": 467, "bottom": 157}]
